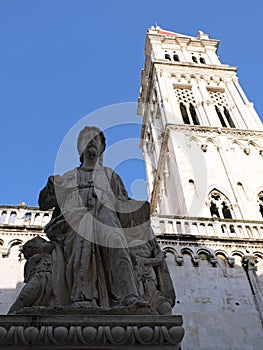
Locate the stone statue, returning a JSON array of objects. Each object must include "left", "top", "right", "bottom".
[
  {"left": 130, "top": 240, "right": 174, "bottom": 315},
  {"left": 8, "top": 237, "right": 54, "bottom": 313},
  {"left": 9, "top": 126, "right": 175, "bottom": 314}
]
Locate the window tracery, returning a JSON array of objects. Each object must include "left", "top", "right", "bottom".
[
  {"left": 175, "top": 88, "right": 200, "bottom": 125},
  {"left": 209, "top": 90, "right": 236, "bottom": 128}
]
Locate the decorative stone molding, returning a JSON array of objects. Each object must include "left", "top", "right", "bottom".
[
  {"left": 210, "top": 257, "right": 218, "bottom": 267},
  {"left": 0, "top": 315, "right": 184, "bottom": 349},
  {"left": 242, "top": 255, "right": 258, "bottom": 272},
  {"left": 175, "top": 255, "right": 184, "bottom": 266},
  {"left": 192, "top": 255, "right": 199, "bottom": 266},
  {"left": 167, "top": 124, "right": 263, "bottom": 138},
  {"left": 201, "top": 144, "right": 207, "bottom": 152},
  {"left": 227, "top": 257, "right": 235, "bottom": 267}
]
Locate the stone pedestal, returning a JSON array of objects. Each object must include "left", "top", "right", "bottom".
[{"left": 0, "top": 314, "right": 184, "bottom": 349}]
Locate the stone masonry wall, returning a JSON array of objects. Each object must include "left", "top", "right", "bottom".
[{"left": 162, "top": 241, "right": 263, "bottom": 350}]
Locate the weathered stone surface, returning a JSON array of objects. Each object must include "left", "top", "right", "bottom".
[
  {"left": 0, "top": 314, "right": 184, "bottom": 349},
  {"left": 8, "top": 126, "right": 175, "bottom": 316}
]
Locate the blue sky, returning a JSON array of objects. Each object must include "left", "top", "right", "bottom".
[{"left": 0, "top": 1, "right": 262, "bottom": 206}]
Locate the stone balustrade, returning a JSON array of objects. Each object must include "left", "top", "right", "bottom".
[
  {"left": 0, "top": 205, "right": 52, "bottom": 228},
  {"left": 151, "top": 215, "right": 263, "bottom": 240}
]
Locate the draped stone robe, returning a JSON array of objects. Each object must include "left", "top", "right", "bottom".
[{"left": 38, "top": 165, "right": 141, "bottom": 308}]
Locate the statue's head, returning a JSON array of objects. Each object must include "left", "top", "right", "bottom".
[
  {"left": 77, "top": 126, "right": 106, "bottom": 164},
  {"left": 23, "top": 237, "right": 54, "bottom": 259}
]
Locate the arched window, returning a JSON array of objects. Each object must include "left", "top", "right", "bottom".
[
  {"left": 0, "top": 211, "right": 7, "bottom": 224},
  {"left": 209, "top": 90, "right": 236, "bottom": 128},
  {"left": 173, "top": 54, "right": 179, "bottom": 62},
  {"left": 175, "top": 88, "right": 201, "bottom": 125},
  {"left": 24, "top": 213, "right": 31, "bottom": 222},
  {"left": 165, "top": 53, "right": 171, "bottom": 61},
  {"left": 208, "top": 190, "right": 233, "bottom": 219},
  {"left": 222, "top": 201, "right": 232, "bottom": 219},
  {"left": 210, "top": 201, "right": 220, "bottom": 217},
  {"left": 180, "top": 103, "right": 190, "bottom": 124},
  {"left": 189, "top": 103, "right": 200, "bottom": 125},
  {"left": 192, "top": 56, "right": 198, "bottom": 63},
  {"left": 223, "top": 107, "right": 235, "bottom": 128},
  {"left": 215, "top": 106, "right": 227, "bottom": 127},
  {"left": 200, "top": 57, "right": 206, "bottom": 64},
  {"left": 9, "top": 211, "right": 17, "bottom": 224}
]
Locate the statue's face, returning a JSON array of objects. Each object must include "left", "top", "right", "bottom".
[
  {"left": 132, "top": 245, "right": 150, "bottom": 258},
  {"left": 80, "top": 129, "right": 103, "bottom": 161}
]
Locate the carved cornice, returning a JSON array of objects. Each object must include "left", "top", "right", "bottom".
[
  {"left": 166, "top": 124, "right": 263, "bottom": 137},
  {"left": 158, "top": 238, "right": 263, "bottom": 257},
  {"left": 153, "top": 61, "right": 237, "bottom": 76},
  {"left": 0, "top": 315, "right": 184, "bottom": 348}
]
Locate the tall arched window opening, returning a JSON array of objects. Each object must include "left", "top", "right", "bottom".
[
  {"left": 215, "top": 106, "right": 227, "bottom": 127},
  {"left": 209, "top": 90, "right": 236, "bottom": 128},
  {"left": 175, "top": 88, "right": 201, "bottom": 126},
  {"left": 223, "top": 106, "right": 235, "bottom": 128},
  {"left": 208, "top": 190, "right": 233, "bottom": 219},
  {"left": 189, "top": 103, "right": 200, "bottom": 125},
  {"left": 180, "top": 103, "right": 190, "bottom": 124}
]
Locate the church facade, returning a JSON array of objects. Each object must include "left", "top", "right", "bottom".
[{"left": 0, "top": 27, "right": 263, "bottom": 349}]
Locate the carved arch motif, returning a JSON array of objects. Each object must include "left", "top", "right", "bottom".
[
  {"left": 247, "top": 140, "right": 262, "bottom": 149},
  {"left": 231, "top": 139, "right": 245, "bottom": 149},
  {"left": 180, "top": 247, "right": 194, "bottom": 257},
  {"left": 231, "top": 251, "right": 244, "bottom": 265},
  {"left": 196, "top": 248, "right": 213, "bottom": 256},
  {"left": 162, "top": 246, "right": 177, "bottom": 256},
  {"left": 2, "top": 239, "right": 23, "bottom": 258},
  {"left": 253, "top": 251, "right": 263, "bottom": 259},
  {"left": 7, "top": 239, "right": 24, "bottom": 248},
  {"left": 209, "top": 76, "right": 221, "bottom": 86},
  {"left": 205, "top": 137, "right": 219, "bottom": 148},
  {"left": 188, "top": 135, "right": 201, "bottom": 145},
  {"left": 215, "top": 249, "right": 229, "bottom": 258},
  {"left": 231, "top": 250, "right": 244, "bottom": 258}
]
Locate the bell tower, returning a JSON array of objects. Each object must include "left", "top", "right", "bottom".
[
  {"left": 138, "top": 26, "right": 263, "bottom": 221},
  {"left": 138, "top": 26, "right": 263, "bottom": 349}
]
